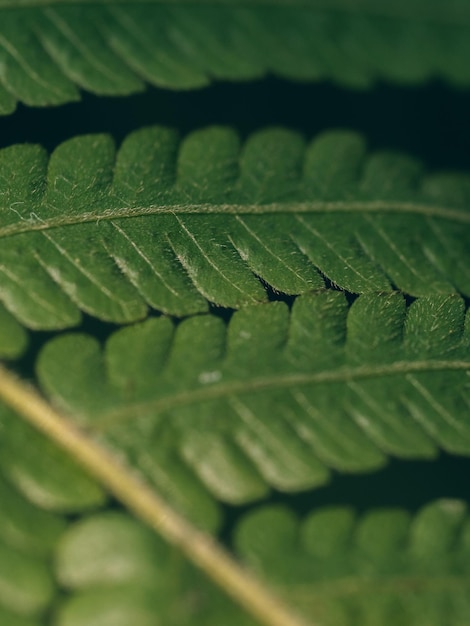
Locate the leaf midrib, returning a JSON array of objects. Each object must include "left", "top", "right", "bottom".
[
  {"left": 96, "top": 359, "right": 470, "bottom": 427},
  {"left": 283, "top": 574, "right": 470, "bottom": 600},
  {"left": 2, "top": 200, "right": 469, "bottom": 240}
]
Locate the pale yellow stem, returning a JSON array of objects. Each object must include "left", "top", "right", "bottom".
[{"left": 0, "top": 364, "right": 312, "bottom": 626}]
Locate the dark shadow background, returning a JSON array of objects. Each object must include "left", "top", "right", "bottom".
[
  {"left": 2, "top": 78, "right": 470, "bottom": 170},
  {"left": 222, "top": 453, "right": 470, "bottom": 542}
]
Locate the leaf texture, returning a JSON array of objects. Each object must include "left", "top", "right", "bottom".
[
  {"left": 235, "top": 499, "right": 470, "bottom": 626},
  {"left": 1, "top": 126, "right": 470, "bottom": 330},
  {"left": 0, "top": 0, "right": 470, "bottom": 113},
  {"left": 34, "top": 292, "right": 470, "bottom": 531},
  {"left": 1, "top": 409, "right": 469, "bottom": 626},
  {"left": 54, "top": 511, "right": 257, "bottom": 626},
  {"left": 0, "top": 420, "right": 256, "bottom": 626},
  {"left": 0, "top": 417, "right": 97, "bottom": 625},
  {"left": 0, "top": 368, "right": 311, "bottom": 626},
  {"left": 0, "top": 397, "right": 468, "bottom": 626},
  {"left": 0, "top": 303, "right": 28, "bottom": 359},
  {"left": 0, "top": 403, "right": 107, "bottom": 512}
]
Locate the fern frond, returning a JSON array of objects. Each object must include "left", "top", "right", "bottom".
[
  {"left": 1, "top": 127, "right": 470, "bottom": 329},
  {"left": 33, "top": 292, "right": 470, "bottom": 530},
  {"left": 0, "top": 403, "right": 107, "bottom": 512},
  {"left": 54, "top": 511, "right": 259, "bottom": 626},
  {"left": 0, "top": 303, "right": 28, "bottom": 358},
  {"left": 0, "top": 423, "right": 257, "bottom": 626},
  {"left": 235, "top": 499, "right": 470, "bottom": 626},
  {"left": 0, "top": 465, "right": 64, "bottom": 623},
  {"left": 0, "top": 367, "right": 310, "bottom": 626},
  {"left": 0, "top": 1, "right": 470, "bottom": 113}
]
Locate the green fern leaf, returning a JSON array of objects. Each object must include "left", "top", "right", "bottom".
[
  {"left": 0, "top": 369, "right": 311, "bottom": 626},
  {"left": 30, "top": 292, "right": 470, "bottom": 530},
  {"left": 1, "top": 291, "right": 469, "bottom": 626},
  {"left": 1, "top": 126, "right": 470, "bottom": 330},
  {"left": 0, "top": 434, "right": 257, "bottom": 626},
  {"left": 2, "top": 3, "right": 469, "bottom": 626},
  {"left": 0, "top": 449, "right": 73, "bottom": 624},
  {"left": 235, "top": 499, "right": 470, "bottom": 626},
  {"left": 0, "top": 403, "right": 107, "bottom": 512},
  {"left": 54, "top": 511, "right": 258, "bottom": 626},
  {"left": 0, "top": 303, "right": 28, "bottom": 359},
  {"left": 0, "top": 410, "right": 469, "bottom": 626},
  {"left": 1, "top": 0, "right": 470, "bottom": 113}
]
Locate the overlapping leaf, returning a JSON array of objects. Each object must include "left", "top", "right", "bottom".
[
  {"left": 54, "top": 511, "right": 256, "bottom": 626},
  {"left": 0, "top": 3, "right": 468, "bottom": 626},
  {"left": 2, "top": 393, "right": 469, "bottom": 626},
  {"left": 0, "top": 0, "right": 470, "bottom": 114},
  {"left": 236, "top": 499, "right": 470, "bottom": 626},
  {"left": 1, "top": 397, "right": 469, "bottom": 626},
  {"left": 1, "top": 126, "right": 470, "bottom": 333},
  {"left": 33, "top": 291, "right": 470, "bottom": 531},
  {"left": 0, "top": 426, "right": 95, "bottom": 626},
  {"left": 0, "top": 303, "right": 27, "bottom": 359},
  {"left": 0, "top": 422, "right": 255, "bottom": 626}
]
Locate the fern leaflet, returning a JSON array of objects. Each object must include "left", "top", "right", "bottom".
[
  {"left": 1, "top": 127, "right": 470, "bottom": 331},
  {"left": 29, "top": 292, "right": 470, "bottom": 530},
  {"left": 1, "top": 0, "right": 470, "bottom": 113}
]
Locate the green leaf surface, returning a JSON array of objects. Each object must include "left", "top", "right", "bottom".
[
  {"left": 1, "top": 430, "right": 469, "bottom": 626},
  {"left": 0, "top": 303, "right": 28, "bottom": 358},
  {"left": 0, "top": 0, "right": 470, "bottom": 113},
  {"left": 0, "top": 465, "right": 62, "bottom": 623},
  {"left": 0, "top": 403, "right": 107, "bottom": 512},
  {"left": 235, "top": 499, "right": 470, "bottom": 626},
  {"left": 0, "top": 381, "right": 307, "bottom": 626},
  {"left": 34, "top": 291, "right": 470, "bottom": 531},
  {"left": 1, "top": 2, "right": 469, "bottom": 626},
  {"left": 54, "top": 511, "right": 257, "bottom": 626},
  {"left": 1, "top": 127, "right": 470, "bottom": 329},
  {"left": 1, "top": 291, "right": 469, "bottom": 626},
  {"left": 0, "top": 441, "right": 258, "bottom": 626}
]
